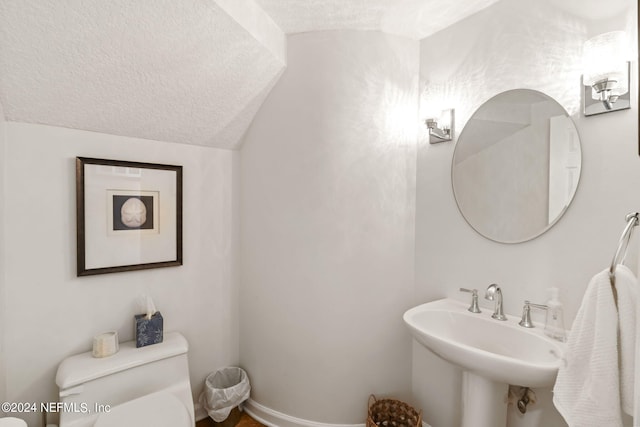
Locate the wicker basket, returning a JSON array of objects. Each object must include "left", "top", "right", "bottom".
[{"left": 366, "top": 395, "right": 422, "bottom": 427}]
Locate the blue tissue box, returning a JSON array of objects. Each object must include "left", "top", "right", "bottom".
[{"left": 135, "top": 312, "right": 163, "bottom": 348}]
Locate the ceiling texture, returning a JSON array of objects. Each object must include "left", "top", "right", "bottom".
[{"left": 0, "top": 0, "right": 627, "bottom": 149}]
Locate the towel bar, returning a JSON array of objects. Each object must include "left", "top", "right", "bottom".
[{"left": 609, "top": 212, "right": 640, "bottom": 287}]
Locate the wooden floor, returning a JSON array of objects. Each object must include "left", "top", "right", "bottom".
[{"left": 196, "top": 412, "right": 265, "bottom": 427}]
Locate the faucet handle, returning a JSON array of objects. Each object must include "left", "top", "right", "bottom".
[
  {"left": 519, "top": 300, "right": 548, "bottom": 328},
  {"left": 459, "top": 288, "right": 481, "bottom": 313}
]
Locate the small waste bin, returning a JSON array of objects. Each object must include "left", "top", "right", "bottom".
[
  {"left": 366, "top": 395, "right": 422, "bottom": 427},
  {"left": 200, "top": 367, "right": 251, "bottom": 426}
]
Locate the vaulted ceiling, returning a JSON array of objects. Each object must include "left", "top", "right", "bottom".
[{"left": 0, "top": 0, "right": 631, "bottom": 149}]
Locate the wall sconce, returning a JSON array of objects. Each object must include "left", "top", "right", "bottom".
[
  {"left": 425, "top": 109, "right": 454, "bottom": 144},
  {"left": 583, "top": 31, "right": 631, "bottom": 116}
]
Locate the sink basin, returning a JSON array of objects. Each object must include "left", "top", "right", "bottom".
[{"left": 403, "top": 298, "right": 565, "bottom": 388}]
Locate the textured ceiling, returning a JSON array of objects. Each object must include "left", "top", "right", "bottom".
[
  {"left": 0, "top": 0, "right": 286, "bottom": 149},
  {"left": 541, "top": 0, "right": 630, "bottom": 21},
  {"left": 254, "top": 0, "right": 501, "bottom": 40}
]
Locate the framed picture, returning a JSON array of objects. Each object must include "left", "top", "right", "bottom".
[{"left": 76, "top": 157, "right": 183, "bottom": 276}]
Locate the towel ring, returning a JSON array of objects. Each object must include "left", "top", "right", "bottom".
[{"left": 609, "top": 212, "right": 640, "bottom": 287}]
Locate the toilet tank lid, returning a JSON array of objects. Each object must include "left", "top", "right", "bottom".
[{"left": 56, "top": 332, "right": 188, "bottom": 390}]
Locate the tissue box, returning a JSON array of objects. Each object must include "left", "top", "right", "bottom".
[{"left": 134, "top": 312, "right": 163, "bottom": 348}]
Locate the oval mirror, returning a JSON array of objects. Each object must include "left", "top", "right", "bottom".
[{"left": 452, "top": 89, "right": 581, "bottom": 243}]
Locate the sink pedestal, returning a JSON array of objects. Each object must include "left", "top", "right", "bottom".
[
  {"left": 404, "top": 299, "right": 564, "bottom": 427},
  {"left": 461, "top": 371, "right": 508, "bottom": 427}
]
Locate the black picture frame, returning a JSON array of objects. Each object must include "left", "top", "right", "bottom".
[{"left": 76, "top": 157, "right": 183, "bottom": 276}]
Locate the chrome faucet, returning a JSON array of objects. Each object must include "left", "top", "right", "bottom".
[
  {"left": 459, "top": 288, "right": 481, "bottom": 313},
  {"left": 518, "top": 300, "right": 548, "bottom": 328},
  {"left": 485, "top": 284, "right": 507, "bottom": 320}
]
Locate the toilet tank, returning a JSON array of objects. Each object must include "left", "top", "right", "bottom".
[{"left": 56, "top": 332, "right": 194, "bottom": 427}]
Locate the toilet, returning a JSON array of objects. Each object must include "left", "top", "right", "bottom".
[
  {"left": 0, "top": 418, "right": 27, "bottom": 427},
  {"left": 56, "top": 331, "right": 194, "bottom": 427}
]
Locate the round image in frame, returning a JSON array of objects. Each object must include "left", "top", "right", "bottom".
[{"left": 120, "top": 197, "right": 147, "bottom": 228}]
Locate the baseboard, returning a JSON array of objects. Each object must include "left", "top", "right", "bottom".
[
  {"left": 202, "top": 398, "right": 431, "bottom": 427},
  {"left": 243, "top": 399, "right": 366, "bottom": 427},
  {"left": 194, "top": 401, "right": 208, "bottom": 422}
]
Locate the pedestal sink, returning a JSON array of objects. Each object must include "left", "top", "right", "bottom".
[{"left": 403, "top": 298, "right": 565, "bottom": 427}]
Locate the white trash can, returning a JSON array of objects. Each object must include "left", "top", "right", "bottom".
[{"left": 199, "top": 367, "right": 251, "bottom": 423}]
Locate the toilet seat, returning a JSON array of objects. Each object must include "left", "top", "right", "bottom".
[{"left": 94, "top": 391, "right": 191, "bottom": 427}]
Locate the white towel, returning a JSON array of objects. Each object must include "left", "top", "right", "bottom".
[
  {"left": 553, "top": 266, "right": 637, "bottom": 427},
  {"left": 615, "top": 265, "right": 637, "bottom": 415}
]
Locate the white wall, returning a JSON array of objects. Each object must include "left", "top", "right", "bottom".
[
  {"left": 415, "top": 0, "right": 637, "bottom": 426},
  {"left": 240, "top": 30, "right": 419, "bottom": 424},
  {"left": 0, "top": 104, "right": 6, "bottom": 407},
  {"left": 2, "top": 123, "right": 239, "bottom": 426}
]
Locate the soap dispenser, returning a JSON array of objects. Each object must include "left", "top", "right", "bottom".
[{"left": 544, "top": 287, "right": 566, "bottom": 342}]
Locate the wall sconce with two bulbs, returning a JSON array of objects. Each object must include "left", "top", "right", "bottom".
[{"left": 583, "top": 30, "right": 631, "bottom": 116}]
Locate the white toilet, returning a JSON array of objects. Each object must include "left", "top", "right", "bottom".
[
  {"left": 0, "top": 418, "right": 27, "bottom": 427},
  {"left": 56, "top": 331, "right": 194, "bottom": 427}
]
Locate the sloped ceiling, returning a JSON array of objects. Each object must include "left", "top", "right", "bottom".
[
  {"left": 2, "top": 0, "right": 611, "bottom": 149},
  {"left": 0, "top": 0, "right": 286, "bottom": 149}
]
